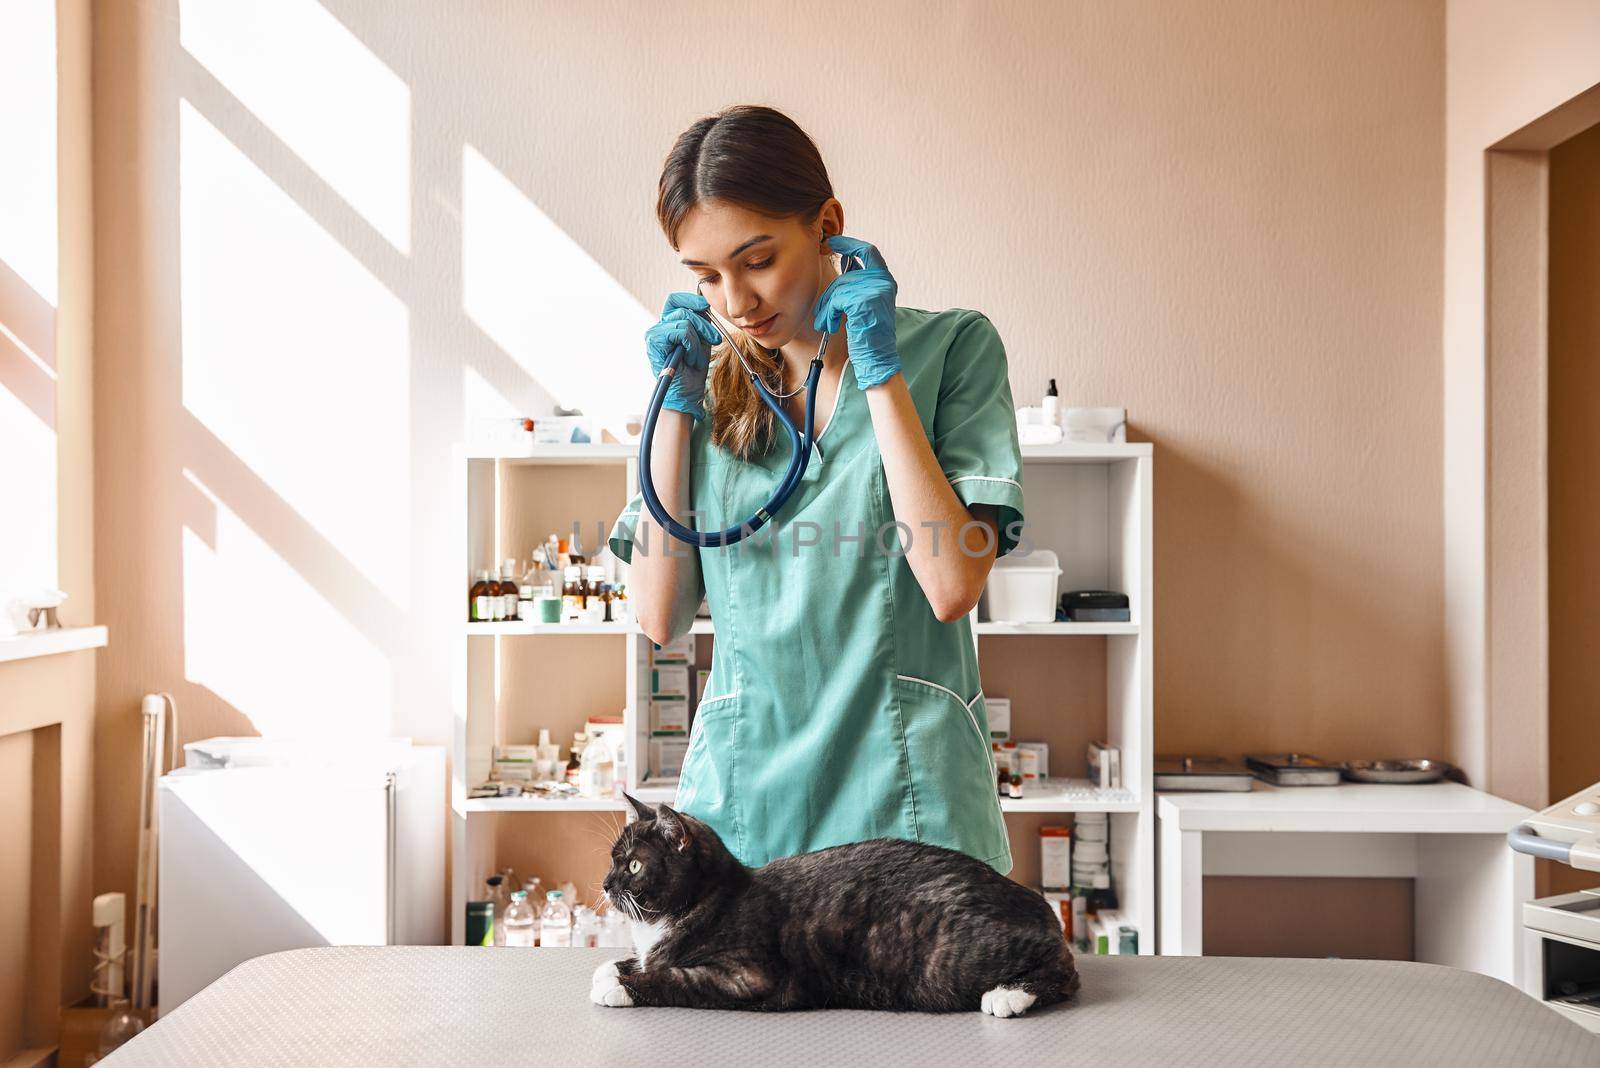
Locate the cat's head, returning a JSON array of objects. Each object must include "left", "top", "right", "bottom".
[{"left": 602, "top": 794, "right": 742, "bottom": 922}]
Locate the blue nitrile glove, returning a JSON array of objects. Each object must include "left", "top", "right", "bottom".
[
  {"left": 644, "top": 292, "right": 722, "bottom": 422},
  {"left": 811, "top": 234, "right": 901, "bottom": 389}
]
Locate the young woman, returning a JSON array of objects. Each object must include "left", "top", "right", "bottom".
[{"left": 609, "top": 105, "right": 1025, "bottom": 875}]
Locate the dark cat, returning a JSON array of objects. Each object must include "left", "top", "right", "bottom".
[{"left": 592, "top": 795, "right": 1080, "bottom": 1017}]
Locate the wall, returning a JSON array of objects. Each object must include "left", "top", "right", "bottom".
[
  {"left": 1547, "top": 121, "right": 1600, "bottom": 896},
  {"left": 91, "top": 0, "right": 1445, "bottom": 938},
  {"left": 0, "top": 0, "right": 98, "bottom": 1057},
  {"left": 1443, "top": 0, "right": 1600, "bottom": 799}
]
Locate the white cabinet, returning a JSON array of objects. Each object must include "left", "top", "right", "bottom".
[{"left": 450, "top": 443, "right": 1154, "bottom": 949}]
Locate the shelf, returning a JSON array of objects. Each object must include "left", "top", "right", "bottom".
[
  {"left": 1000, "top": 779, "right": 1140, "bottom": 813},
  {"left": 463, "top": 780, "right": 1135, "bottom": 815},
  {"left": 468, "top": 620, "right": 1123, "bottom": 637},
  {"left": 461, "top": 780, "right": 680, "bottom": 813},
  {"left": 974, "top": 621, "right": 1137, "bottom": 635},
  {"left": 632, "top": 781, "right": 679, "bottom": 804},
  {"left": 467, "top": 443, "right": 636, "bottom": 464},
  {"left": 465, "top": 620, "right": 715, "bottom": 636},
  {"left": 462, "top": 794, "right": 627, "bottom": 813},
  {"left": 464, "top": 442, "right": 1148, "bottom": 466},
  {"left": 0, "top": 625, "right": 108, "bottom": 664},
  {"left": 1019, "top": 442, "right": 1150, "bottom": 463}
]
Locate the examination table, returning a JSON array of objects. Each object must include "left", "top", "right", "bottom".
[{"left": 106, "top": 946, "right": 1599, "bottom": 1066}]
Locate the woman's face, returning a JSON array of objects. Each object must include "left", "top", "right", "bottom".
[{"left": 676, "top": 198, "right": 842, "bottom": 349}]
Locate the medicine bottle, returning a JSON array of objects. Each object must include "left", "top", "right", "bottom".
[
  {"left": 469, "top": 570, "right": 492, "bottom": 622},
  {"left": 598, "top": 583, "right": 614, "bottom": 623},
  {"left": 565, "top": 734, "right": 587, "bottom": 785},
  {"left": 561, "top": 567, "right": 583, "bottom": 621},
  {"left": 499, "top": 561, "right": 521, "bottom": 621},
  {"left": 585, "top": 566, "right": 606, "bottom": 609},
  {"left": 487, "top": 567, "right": 505, "bottom": 621}
]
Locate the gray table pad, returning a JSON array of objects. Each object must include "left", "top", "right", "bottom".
[{"left": 107, "top": 946, "right": 1600, "bottom": 1067}]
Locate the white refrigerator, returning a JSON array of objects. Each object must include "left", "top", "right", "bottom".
[{"left": 157, "top": 739, "right": 444, "bottom": 1014}]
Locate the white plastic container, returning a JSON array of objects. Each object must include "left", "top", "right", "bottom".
[
  {"left": 1062, "top": 407, "right": 1127, "bottom": 444},
  {"left": 981, "top": 549, "right": 1061, "bottom": 623}
]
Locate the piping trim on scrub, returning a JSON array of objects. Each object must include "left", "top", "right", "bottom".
[
  {"left": 948, "top": 474, "right": 1021, "bottom": 491},
  {"left": 895, "top": 673, "right": 988, "bottom": 748}
]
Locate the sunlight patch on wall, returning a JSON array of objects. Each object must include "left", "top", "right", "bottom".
[
  {"left": 0, "top": 0, "right": 58, "bottom": 596},
  {"left": 183, "top": 469, "right": 391, "bottom": 737},
  {"left": 0, "top": 0, "right": 57, "bottom": 305},
  {"left": 0, "top": 382, "right": 57, "bottom": 595},
  {"left": 179, "top": 101, "right": 411, "bottom": 605},
  {"left": 461, "top": 145, "right": 651, "bottom": 437},
  {"left": 179, "top": 0, "right": 411, "bottom": 252}
]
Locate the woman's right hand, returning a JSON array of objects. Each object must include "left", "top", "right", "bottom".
[{"left": 645, "top": 292, "right": 722, "bottom": 423}]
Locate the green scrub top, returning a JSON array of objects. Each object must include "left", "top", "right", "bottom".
[{"left": 609, "top": 307, "right": 1025, "bottom": 874}]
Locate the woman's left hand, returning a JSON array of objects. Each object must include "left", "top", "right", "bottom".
[{"left": 812, "top": 235, "right": 901, "bottom": 389}]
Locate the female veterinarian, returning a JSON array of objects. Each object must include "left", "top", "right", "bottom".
[{"left": 609, "top": 105, "right": 1025, "bottom": 876}]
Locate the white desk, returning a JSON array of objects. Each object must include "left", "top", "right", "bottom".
[{"left": 1158, "top": 782, "right": 1534, "bottom": 985}]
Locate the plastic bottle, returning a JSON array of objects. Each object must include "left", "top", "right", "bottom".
[
  {"left": 539, "top": 889, "right": 573, "bottom": 947},
  {"left": 521, "top": 876, "right": 546, "bottom": 920},
  {"left": 572, "top": 905, "right": 600, "bottom": 948},
  {"left": 600, "top": 908, "right": 630, "bottom": 948},
  {"left": 1042, "top": 378, "right": 1060, "bottom": 426},
  {"left": 577, "top": 733, "right": 614, "bottom": 798},
  {"left": 503, "top": 890, "right": 536, "bottom": 947},
  {"left": 485, "top": 874, "right": 510, "bottom": 947}
]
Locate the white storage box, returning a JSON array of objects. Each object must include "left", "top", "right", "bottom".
[
  {"left": 1063, "top": 407, "right": 1127, "bottom": 444},
  {"left": 980, "top": 549, "right": 1061, "bottom": 623}
]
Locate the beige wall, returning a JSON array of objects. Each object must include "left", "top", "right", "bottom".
[
  {"left": 0, "top": 0, "right": 97, "bottom": 1056},
  {"left": 1443, "top": 0, "right": 1600, "bottom": 800},
  {"left": 90, "top": 0, "right": 1445, "bottom": 937}
]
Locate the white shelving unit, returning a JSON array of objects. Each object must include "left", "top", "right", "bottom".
[{"left": 450, "top": 441, "right": 1154, "bottom": 949}]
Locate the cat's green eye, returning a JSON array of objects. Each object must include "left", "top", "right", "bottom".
[{"left": 629, "top": 859, "right": 642, "bottom": 874}]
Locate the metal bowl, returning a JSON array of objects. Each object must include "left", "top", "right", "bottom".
[{"left": 1342, "top": 759, "right": 1452, "bottom": 784}]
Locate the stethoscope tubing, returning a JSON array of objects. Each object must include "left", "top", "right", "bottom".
[{"left": 637, "top": 255, "right": 857, "bottom": 548}]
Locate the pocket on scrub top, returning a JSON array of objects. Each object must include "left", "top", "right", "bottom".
[
  {"left": 892, "top": 675, "right": 1007, "bottom": 860},
  {"left": 676, "top": 690, "right": 739, "bottom": 830}
]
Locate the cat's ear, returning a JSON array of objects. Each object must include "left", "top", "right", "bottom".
[
  {"left": 656, "top": 804, "right": 694, "bottom": 852},
  {"left": 623, "top": 793, "right": 655, "bottom": 823}
]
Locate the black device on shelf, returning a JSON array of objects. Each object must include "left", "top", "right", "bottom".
[{"left": 1060, "top": 590, "right": 1131, "bottom": 622}]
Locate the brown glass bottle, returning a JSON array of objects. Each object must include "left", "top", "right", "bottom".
[
  {"left": 565, "top": 733, "right": 586, "bottom": 785},
  {"left": 469, "top": 570, "right": 492, "bottom": 622}
]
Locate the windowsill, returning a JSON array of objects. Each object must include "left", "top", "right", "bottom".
[{"left": 0, "top": 625, "right": 109, "bottom": 664}]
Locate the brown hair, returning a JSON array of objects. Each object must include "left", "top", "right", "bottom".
[{"left": 656, "top": 105, "right": 834, "bottom": 460}]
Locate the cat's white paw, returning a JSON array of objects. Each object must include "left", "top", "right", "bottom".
[
  {"left": 980, "top": 985, "right": 1036, "bottom": 1018},
  {"left": 590, "top": 960, "right": 633, "bottom": 1007},
  {"left": 591, "top": 959, "right": 620, "bottom": 992}
]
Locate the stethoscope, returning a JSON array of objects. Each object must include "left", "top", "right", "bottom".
[{"left": 638, "top": 254, "right": 861, "bottom": 547}]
